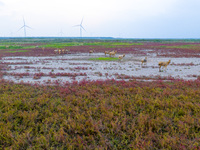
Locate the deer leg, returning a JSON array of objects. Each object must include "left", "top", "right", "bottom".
[
  {"left": 165, "top": 66, "right": 167, "bottom": 72},
  {"left": 159, "top": 66, "right": 161, "bottom": 72}
]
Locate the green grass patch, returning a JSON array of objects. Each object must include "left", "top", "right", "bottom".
[
  {"left": 0, "top": 45, "right": 23, "bottom": 50},
  {"left": 0, "top": 41, "right": 143, "bottom": 50},
  {"left": 84, "top": 42, "right": 143, "bottom": 46},
  {"left": 0, "top": 45, "right": 36, "bottom": 50},
  {"left": 166, "top": 44, "right": 200, "bottom": 49},
  {"left": 6, "top": 50, "right": 29, "bottom": 53},
  {"left": 89, "top": 57, "right": 119, "bottom": 61},
  {"left": 41, "top": 42, "right": 144, "bottom": 49},
  {"left": 43, "top": 42, "right": 83, "bottom": 48}
]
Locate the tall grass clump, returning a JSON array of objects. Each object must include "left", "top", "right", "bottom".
[{"left": 0, "top": 79, "right": 199, "bottom": 149}]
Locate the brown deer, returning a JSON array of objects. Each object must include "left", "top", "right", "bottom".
[
  {"left": 65, "top": 49, "right": 70, "bottom": 53},
  {"left": 54, "top": 49, "right": 59, "bottom": 54},
  {"left": 104, "top": 50, "right": 110, "bottom": 56},
  {"left": 58, "top": 49, "right": 62, "bottom": 54},
  {"left": 89, "top": 50, "right": 95, "bottom": 55},
  {"left": 141, "top": 57, "right": 147, "bottom": 65},
  {"left": 118, "top": 54, "right": 125, "bottom": 61},
  {"left": 109, "top": 51, "right": 117, "bottom": 57},
  {"left": 62, "top": 49, "right": 65, "bottom": 54},
  {"left": 158, "top": 60, "right": 171, "bottom": 72}
]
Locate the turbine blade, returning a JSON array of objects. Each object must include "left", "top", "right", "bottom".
[
  {"left": 73, "top": 25, "right": 80, "bottom": 27},
  {"left": 81, "top": 25, "right": 86, "bottom": 31},
  {"left": 80, "top": 17, "right": 84, "bottom": 25},
  {"left": 25, "top": 25, "right": 32, "bottom": 29},
  {"left": 23, "top": 17, "right": 25, "bottom": 25},
  {"left": 18, "top": 26, "right": 24, "bottom": 32}
]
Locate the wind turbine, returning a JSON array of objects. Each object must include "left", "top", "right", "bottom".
[
  {"left": 73, "top": 18, "right": 86, "bottom": 37},
  {"left": 18, "top": 17, "right": 32, "bottom": 37},
  {"left": 58, "top": 29, "right": 64, "bottom": 37}
]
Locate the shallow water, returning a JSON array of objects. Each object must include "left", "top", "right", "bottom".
[{"left": 1, "top": 52, "right": 200, "bottom": 84}]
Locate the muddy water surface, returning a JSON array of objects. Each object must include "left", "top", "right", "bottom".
[{"left": 1, "top": 52, "right": 200, "bottom": 84}]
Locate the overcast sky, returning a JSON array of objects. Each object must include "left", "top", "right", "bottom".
[{"left": 0, "top": 0, "right": 200, "bottom": 38}]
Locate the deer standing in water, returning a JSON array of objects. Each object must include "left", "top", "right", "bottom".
[
  {"left": 89, "top": 50, "right": 95, "bottom": 56},
  {"left": 158, "top": 60, "right": 171, "bottom": 72},
  {"left": 141, "top": 57, "right": 147, "bottom": 65},
  {"left": 109, "top": 51, "right": 117, "bottom": 57},
  {"left": 118, "top": 54, "right": 125, "bottom": 61},
  {"left": 104, "top": 50, "right": 110, "bottom": 56}
]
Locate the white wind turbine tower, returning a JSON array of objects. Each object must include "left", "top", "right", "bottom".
[
  {"left": 18, "top": 17, "right": 32, "bottom": 37},
  {"left": 58, "top": 29, "right": 64, "bottom": 37},
  {"left": 73, "top": 18, "right": 86, "bottom": 37}
]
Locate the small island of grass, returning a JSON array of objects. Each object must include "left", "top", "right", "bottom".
[{"left": 89, "top": 57, "right": 119, "bottom": 61}]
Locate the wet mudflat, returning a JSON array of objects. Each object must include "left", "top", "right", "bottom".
[{"left": 1, "top": 52, "right": 199, "bottom": 84}]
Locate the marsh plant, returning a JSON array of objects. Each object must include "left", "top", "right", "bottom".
[{"left": 0, "top": 79, "right": 199, "bottom": 149}]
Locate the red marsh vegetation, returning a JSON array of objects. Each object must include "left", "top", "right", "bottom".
[
  {"left": 0, "top": 39, "right": 200, "bottom": 149},
  {"left": 0, "top": 79, "right": 200, "bottom": 149}
]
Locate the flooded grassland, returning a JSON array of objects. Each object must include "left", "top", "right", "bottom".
[{"left": 1, "top": 51, "right": 199, "bottom": 84}]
